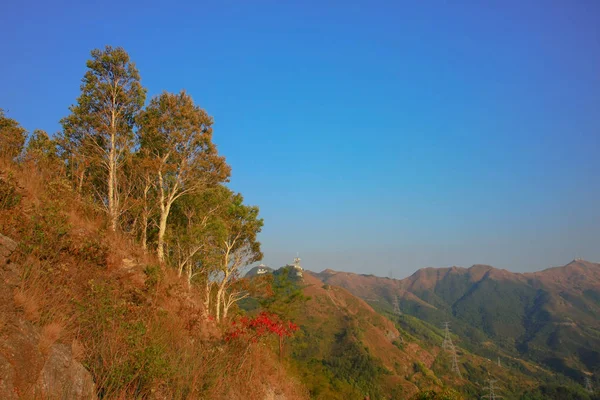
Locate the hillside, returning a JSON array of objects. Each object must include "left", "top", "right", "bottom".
[
  {"left": 0, "top": 163, "right": 308, "bottom": 399},
  {"left": 240, "top": 267, "right": 562, "bottom": 399},
  {"left": 314, "top": 261, "right": 600, "bottom": 393}
]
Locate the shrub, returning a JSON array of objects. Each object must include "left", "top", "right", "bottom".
[{"left": 0, "top": 171, "right": 21, "bottom": 210}]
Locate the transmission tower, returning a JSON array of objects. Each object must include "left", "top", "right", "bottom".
[
  {"left": 585, "top": 376, "right": 594, "bottom": 393},
  {"left": 392, "top": 295, "right": 401, "bottom": 315},
  {"left": 451, "top": 349, "right": 462, "bottom": 378},
  {"left": 442, "top": 322, "right": 454, "bottom": 350},
  {"left": 441, "top": 322, "right": 462, "bottom": 377},
  {"left": 481, "top": 378, "right": 503, "bottom": 399}
]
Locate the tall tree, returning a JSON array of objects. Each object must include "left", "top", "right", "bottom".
[
  {"left": 60, "top": 46, "right": 146, "bottom": 231},
  {"left": 167, "top": 186, "right": 228, "bottom": 286},
  {"left": 138, "top": 90, "right": 230, "bottom": 262},
  {"left": 0, "top": 109, "right": 27, "bottom": 161},
  {"left": 213, "top": 192, "right": 263, "bottom": 321}
]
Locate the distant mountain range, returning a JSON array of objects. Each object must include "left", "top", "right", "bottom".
[
  {"left": 312, "top": 260, "right": 600, "bottom": 384},
  {"left": 272, "top": 268, "right": 549, "bottom": 399}
]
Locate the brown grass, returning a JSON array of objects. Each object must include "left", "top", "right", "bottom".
[
  {"left": 71, "top": 338, "right": 86, "bottom": 362},
  {"left": 38, "top": 321, "right": 64, "bottom": 354},
  {"left": 13, "top": 288, "right": 40, "bottom": 322},
  {"left": 0, "top": 162, "right": 310, "bottom": 400}
]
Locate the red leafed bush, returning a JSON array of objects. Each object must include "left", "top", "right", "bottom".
[{"left": 226, "top": 312, "right": 299, "bottom": 343}]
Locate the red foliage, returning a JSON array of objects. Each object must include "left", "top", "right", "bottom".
[{"left": 225, "top": 312, "right": 299, "bottom": 343}]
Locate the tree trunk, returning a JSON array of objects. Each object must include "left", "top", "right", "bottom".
[
  {"left": 108, "top": 110, "right": 118, "bottom": 231},
  {"left": 203, "top": 281, "right": 212, "bottom": 317},
  {"left": 222, "top": 291, "right": 230, "bottom": 320},
  {"left": 141, "top": 212, "right": 148, "bottom": 251},
  {"left": 108, "top": 146, "right": 117, "bottom": 230},
  {"left": 215, "top": 282, "right": 224, "bottom": 322},
  {"left": 141, "top": 179, "right": 150, "bottom": 251},
  {"left": 157, "top": 205, "right": 169, "bottom": 262},
  {"left": 77, "top": 168, "right": 85, "bottom": 196}
]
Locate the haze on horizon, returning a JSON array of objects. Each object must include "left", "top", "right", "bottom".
[{"left": 2, "top": 1, "right": 599, "bottom": 277}]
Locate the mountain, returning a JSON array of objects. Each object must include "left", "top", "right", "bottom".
[
  {"left": 314, "top": 261, "right": 600, "bottom": 388},
  {"left": 245, "top": 267, "right": 558, "bottom": 400}
]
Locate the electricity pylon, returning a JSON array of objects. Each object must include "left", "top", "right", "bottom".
[
  {"left": 482, "top": 377, "right": 502, "bottom": 399},
  {"left": 442, "top": 322, "right": 454, "bottom": 350},
  {"left": 442, "top": 322, "right": 461, "bottom": 377},
  {"left": 451, "top": 349, "right": 462, "bottom": 378},
  {"left": 585, "top": 376, "right": 594, "bottom": 393},
  {"left": 392, "top": 295, "right": 401, "bottom": 315}
]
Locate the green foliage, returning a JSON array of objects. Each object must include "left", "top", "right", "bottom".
[
  {"left": 0, "top": 108, "right": 27, "bottom": 160},
  {"left": 261, "top": 266, "right": 309, "bottom": 319},
  {"left": 25, "top": 129, "right": 59, "bottom": 165},
  {"left": 289, "top": 318, "right": 388, "bottom": 400},
  {"left": 60, "top": 45, "right": 146, "bottom": 229},
  {"left": 0, "top": 171, "right": 21, "bottom": 210},
  {"left": 519, "top": 383, "right": 599, "bottom": 400},
  {"left": 20, "top": 194, "right": 71, "bottom": 260},
  {"left": 410, "top": 388, "right": 464, "bottom": 400},
  {"left": 143, "top": 264, "right": 163, "bottom": 289},
  {"left": 79, "top": 236, "right": 109, "bottom": 266}
]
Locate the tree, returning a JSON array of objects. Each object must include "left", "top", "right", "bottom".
[
  {"left": 131, "top": 150, "right": 157, "bottom": 251},
  {"left": 260, "top": 266, "right": 309, "bottom": 320},
  {"left": 138, "top": 90, "right": 230, "bottom": 262},
  {"left": 60, "top": 46, "right": 146, "bottom": 231},
  {"left": 167, "top": 186, "right": 229, "bottom": 286},
  {"left": 25, "top": 129, "right": 59, "bottom": 166},
  {"left": 409, "top": 388, "right": 464, "bottom": 400},
  {"left": 0, "top": 109, "right": 27, "bottom": 161},
  {"left": 213, "top": 192, "right": 263, "bottom": 321}
]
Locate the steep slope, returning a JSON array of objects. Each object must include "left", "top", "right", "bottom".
[
  {"left": 315, "top": 261, "right": 600, "bottom": 388},
  {"left": 0, "top": 166, "right": 308, "bottom": 400},
  {"left": 276, "top": 270, "right": 548, "bottom": 399},
  {"left": 292, "top": 272, "right": 433, "bottom": 399}
]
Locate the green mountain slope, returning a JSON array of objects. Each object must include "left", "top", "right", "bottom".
[{"left": 314, "top": 261, "right": 600, "bottom": 394}]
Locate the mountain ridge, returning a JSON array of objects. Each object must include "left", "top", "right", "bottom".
[{"left": 310, "top": 259, "right": 600, "bottom": 388}]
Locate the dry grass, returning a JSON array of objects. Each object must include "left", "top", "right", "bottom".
[
  {"left": 71, "top": 338, "right": 86, "bottom": 362},
  {"left": 13, "top": 288, "right": 40, "bottom": 322},
  {"left": 38, "top": 321, "right": 64, "bottom": 354},
  {"left": 0, "top": 162, "right": 310, "bottom": 400}
]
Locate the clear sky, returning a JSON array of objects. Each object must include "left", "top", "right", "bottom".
[{"left": 2, "top": 0, "right": 599, "bottom": 277}]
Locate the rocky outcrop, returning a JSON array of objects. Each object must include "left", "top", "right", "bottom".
[
  {"left": 0, "top": 233, "right": 17, "bottom": 261},
  {"left": 0, "top": 234, "right": 97, "bottom": 400}
]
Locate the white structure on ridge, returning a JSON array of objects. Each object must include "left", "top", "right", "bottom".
[
  {"left": 256, "top": 264, "right": 270, "bottom": 275},
  {"left": 292, "top": 255, "right": 303, "bottom": 277}
]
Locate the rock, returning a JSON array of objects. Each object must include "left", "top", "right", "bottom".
[
  {"left": 0, "top": 353, "right": 17, "bottom": 400},
  {"left": 0, "top": 320, "right": 96, "bottom": 399},
  {"left": 35, "top": 344, "right": 96, "bottom": 400},
  {"left": 0, "top": 233, "right": 17, "bottom": 262}
]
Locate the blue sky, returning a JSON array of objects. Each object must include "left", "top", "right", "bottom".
[{"left": 2, "top": 0, "right": 599, "bottom": 277}]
